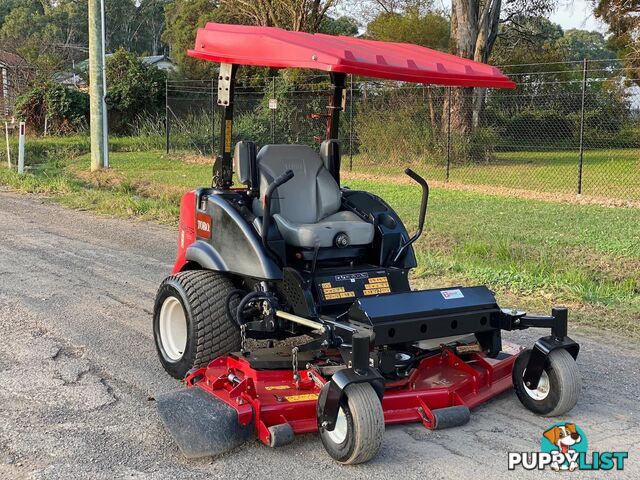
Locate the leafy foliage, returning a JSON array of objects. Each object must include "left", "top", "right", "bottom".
[
  {"left": 366, "top": 7, "right": 449, "bottom": 50},
  {"left": 106, "top": 49, "right": 167, "bottom": 133},
  {"left": 15, "top": 81, "right": 89, "bottom": 134},
  {"left": 161, "top": 0, "right": 220, "bottom": 80}
]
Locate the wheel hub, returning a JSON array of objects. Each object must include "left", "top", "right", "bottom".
[
  {"left": 524, "top": 370, "right": 550, "bottom": 400},
  {"left": 159, "top": 296, "right": 188, "bottom": 361},
  {"left": 326, "top": 407, "right": 348, "bottom": 444}
]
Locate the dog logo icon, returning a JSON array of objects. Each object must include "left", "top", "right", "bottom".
[{"left": 541, "top": 423, "right": 586, "bottom": 471}]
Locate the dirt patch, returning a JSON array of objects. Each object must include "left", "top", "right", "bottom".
[
  {"left": 75, "top": 169, "right": 184, "bottom": 201},
  {"left": 131, "top": 180, "right": 184, "bottom": 200},
  {"left": 342, "top": 171, "right": 640, "bottom": 209},
  {"left": 75, "top": 169, "right": 126, "bottom": 189},
  {"left": 172, "top": 153, "right": 215, "bottom": 165}
]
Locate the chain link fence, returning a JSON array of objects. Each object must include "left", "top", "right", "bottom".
[{"left": 166, "top": 59, "right": 640, "bottom": 202}]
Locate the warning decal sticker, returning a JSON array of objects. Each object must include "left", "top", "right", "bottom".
[
  {"left": 284, "top": 393, "right": 319, "bottom": 402},
  {"left": 441, "top": 289, "right": 464, "bottom": 300}
]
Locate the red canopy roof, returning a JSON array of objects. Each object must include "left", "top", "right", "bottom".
[{"left": 188, "top": 23, "right": 515, "bottom": 89}]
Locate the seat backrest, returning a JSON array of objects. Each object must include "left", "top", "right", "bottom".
[
  {"left": 319, "top": 139, "right": 340, "bottom": 183},
  {"left": 254, "top": 144, "right": 341, "bottom": 224},
  {"left": 233, "top": 141, "right": 258, "bottom": 193}
]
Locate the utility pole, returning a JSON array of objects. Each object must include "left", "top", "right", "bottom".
[
  {"left": 88, "top": 0, "right": 108, "bottom": 171},
  {"left": 100, "top": 0, "right": 109, "bottom": 168}
]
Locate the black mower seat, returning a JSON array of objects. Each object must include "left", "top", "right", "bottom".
[{"left": 252, "top": 144, "right": 374, "bottom": 248}]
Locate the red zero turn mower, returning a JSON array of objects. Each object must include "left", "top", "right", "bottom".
[{"left": 153, "top": 24, "right": 581, "bottom": 465}]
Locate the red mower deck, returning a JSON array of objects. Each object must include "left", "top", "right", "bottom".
[{"left": 186, "top": 346, "right": 518, "bottom": 446}]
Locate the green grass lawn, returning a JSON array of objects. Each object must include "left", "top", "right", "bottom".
[
  {"left": 347, "top": 148, "right": 640, "bottom": 200},
  {"left": 1, "top": 146, "right": 638, "bottom": 336}
]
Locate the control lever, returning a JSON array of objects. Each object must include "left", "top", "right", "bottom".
[
  {"left": 391, "top": 168, "right": 429, "bottom": 264},
  {"left": 262, "top": 170, "right": 295, "bottom": 253}
]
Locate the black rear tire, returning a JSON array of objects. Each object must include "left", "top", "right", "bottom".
[
  {"left": 153, "top": 270, "right": 240, "bottom": 379},
  {"left": 513, "top": 348, "right": 581, "bottom": 416}
]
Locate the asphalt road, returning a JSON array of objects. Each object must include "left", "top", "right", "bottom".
[{"left": 0, "top": 191, "right": 638, "bottom": 480}]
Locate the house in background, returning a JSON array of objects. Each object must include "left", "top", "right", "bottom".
[
  {"left": 140, "top": 54, "right": 176, "bottom": 72},
  {"left": 60, "top": 54, "right": 176, "bottom": 91},
  {"left": 0, "top": 51, "right": 29, "bottom": 118}
]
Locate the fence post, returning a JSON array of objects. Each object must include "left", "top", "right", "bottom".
[
  {"left": 577, "top": 58, "right": 587, "bottom": 195},
  {"left": 446, "top": 87, "right": 452, "bottom": 182},
  {"left": 165, "top": 78, "right": 170, "bottom": 154},
  {"left": 211, "top": 77, "right": 216, "bottom": 157},
  {"left": 271, "top": 76, "right": 276, "bottom": 143},
  {"left": 17, "top": 121, "right": 25, "bottom": 174},
  {"left": 4, "top": 122, "right": 10, "bottom": 168},
  {"left": 349, "top": 74, "right": 353, "bottom": 171}
]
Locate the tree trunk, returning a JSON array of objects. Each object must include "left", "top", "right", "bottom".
[
  {"left": 449, "top": 0, "right": 477, "bottom": 134},
  {"left": 426, "top": 87, "right": 438, "bottom": 134},
  {"left": 472, "top": 87, "right": 485, "bottom": 128},
  {"left": 446, "top": 87, "right": 474, "bottom": 134},
  {"left": 448, "top": 0, "right": 502, "bottom": 133}
]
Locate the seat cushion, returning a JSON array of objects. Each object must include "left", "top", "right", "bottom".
[
  {"left": 273, "top": 211, "right": 375, "bottom": 248},
  {"left": 253, "top": 144, "right": 340, "bottom": 223}
]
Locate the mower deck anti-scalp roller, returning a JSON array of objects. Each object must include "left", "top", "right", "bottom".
[
  {"left": 156, "top": 388, "right": 252, "bottom": 458},
  {"left": 151, "top": 23, "right": 581, "bottom": 465}
]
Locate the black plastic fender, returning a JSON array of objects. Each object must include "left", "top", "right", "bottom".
[
  {"left": 522, "top": 335, "right": 580, "bottom": 390},
  {"left": 317, "top": 367, "right": 384, "bottom": 431},
  {"left": 186, "top": 241, "right": 227, "bottom": 271},
  {"left": 187, "top": 191, "right": 282, "bottom": 280}
]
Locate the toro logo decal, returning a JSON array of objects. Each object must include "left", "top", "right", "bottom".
[{"left": 196, "top": 213, "right": 212, "bottom": 238}]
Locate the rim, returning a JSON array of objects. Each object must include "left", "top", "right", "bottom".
[
  {"left": 326, "top": 407, "right": 348, "bottom": 444},
  {"left": 524, "top": 369, "right": 551, "bottom": 401},
  {"left": 159, "top": 296, "right": 188, "bottom": 361}
]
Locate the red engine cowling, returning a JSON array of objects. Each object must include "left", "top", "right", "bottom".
[{"left": 172, "top": 191, "right": 197, "bottom": 274}]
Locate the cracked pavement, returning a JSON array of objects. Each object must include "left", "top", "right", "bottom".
[{"left": 0, "top": 191, "right": 638, "bottom": 479}]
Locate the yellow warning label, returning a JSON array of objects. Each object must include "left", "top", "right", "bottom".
[
  {"left": 363, "top": 287, "right": 391, "bottom": 296},
  {"left": 284, "top": 393, "right": 319, "bottom": 402},
  {"left": 368, "top": 276, "right": 388, "bottom": 284},
  {"left": 365, "top": 282, "right": 388, "bottom": 289},
  {"left": 224, "top": 120, "right": 232, "bottom": 153},
  {"left": 321, "top": 282, "right": 332, "bottom": 288},
  {"left": 324, "top": 291, "right": 355, "bottom": 300},
  {"left": 323, "top": 287, "right": 345, "bottom": 294},
  {"left": 265, "top": 385, "right": 290, "bottom": 391}
]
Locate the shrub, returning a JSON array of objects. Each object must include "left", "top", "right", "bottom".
[
  {"left": 449, "top": 127, "right": 498, "bottom": 164},
  {"left": 504, "top": 109, "right": 575, "bottom": 141},
  {"left": 106, "top": 49, "right": 166, "bottom": 134},
  {"left": 15, "top": 82, "right": 89, "bottom": 134},
  {"left": 355, "top": 97, "right": 440, "bottom": 164}
]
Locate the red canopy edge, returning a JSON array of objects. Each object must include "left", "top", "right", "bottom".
[{"left": 188, "top": 23, "right": 516, "bottom": 89}]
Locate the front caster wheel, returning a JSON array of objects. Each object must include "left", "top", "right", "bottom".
[
  {"left": 318, "top": 383, "right": 384, "bottom": 465},
  {"left": 513, "top": 348, "right": 581, "bottom": 417}
]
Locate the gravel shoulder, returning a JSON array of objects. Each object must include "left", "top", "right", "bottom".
[{"left": 0, "top": 191, "right": 638, "bottom": 479}]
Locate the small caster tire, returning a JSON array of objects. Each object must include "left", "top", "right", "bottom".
[
  {"left": 318, "top": 382, "right": 384, "bottom": 465},
  {"left": 513, "top": 348, "right": 581, "bottom": 417},
  {"left": 268, "top": 423, "right": 295, "bottom": 448}
]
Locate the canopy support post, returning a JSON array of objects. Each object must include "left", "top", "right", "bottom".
[
  {"left": 326, "top": 72, "right": 346, "bottom": 184},
  {"left": 214, "top": 63, "right": 238, "bottom": 189}
]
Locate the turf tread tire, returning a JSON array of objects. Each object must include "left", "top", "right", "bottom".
[
  {"left": 513, "top": 348, "right": 581, "bottom": 417},
  {"left": 153, "top": 270, "right": 240, "bottom": 379}
]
